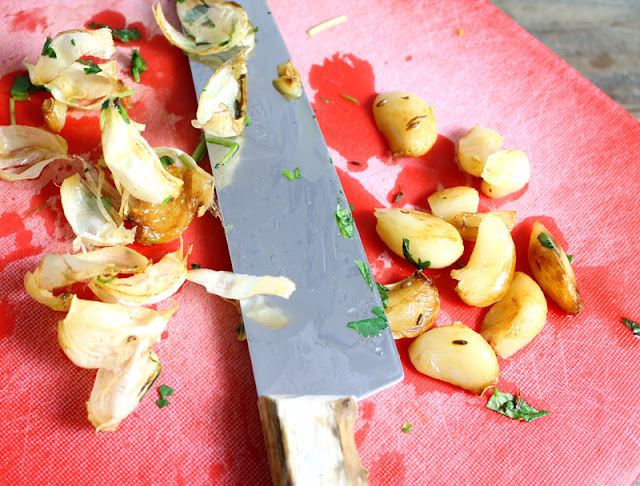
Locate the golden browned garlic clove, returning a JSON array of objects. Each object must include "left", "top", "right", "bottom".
[
  {"left": 451, "top": 213, "right": 515, "bottom": 307},
  {"left": 385, "top": 271, "right": 440, "bottom": 339},
  {"left": 451, "top": 211, "right": 516, "bottom": 241},
  {"left": 528, "top": 221, "right": 583, "bottom": 314},
  {"left": 408, "top": 323, "right": 499, "bottom": 395},
  {"left": 480, "top": 271, "right": 547, "bottom": 358},
  {"left": 374, "top": 208, "right": 464, "bottom": 269},
  {"left": 42, "top": 98, "right": 68, "bottom": 133},
  {"left": 457, "top": 124, "right": 504, "bottom": 177},
  {"left": 480, "top": 149, "right": 531, "bottom": 198},
  {"left": 372, "top": 91, "right": 437, "bottom": 157},
  {"left": 272, "top": 60, "right": 303, "bottom": 100},
  {"left": 427, "top": 186, "right": 479, "bottom": 223}
]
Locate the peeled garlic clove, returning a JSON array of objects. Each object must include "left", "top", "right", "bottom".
[
  {"left": 427, "top": 186, "right": 479, "bottom": 223},
  {"left": 408, "top": 323, "right": 499, "bottom": 395},
  {"left": 373, "top": 91, "right": 437, "bottom": 157},
  {"left": 480, "top": 149, "right": 530, "bottom": 198},
  {"left": 385, "top": 271, "right": 439, "bottom": 339},
  {"left": 451, "top": 211, "right": 516, "bottom": 241},
  {"left": 451, "top": 213, "right": 515, "bottom": 307},
  {"left": 528, "top": 221, "right": 583, "bottom": 314},
  {"left": 272, "top": 60, "right": 303, "bottom": 100},
  {"left": 42, "top": 98, "right": 68, "bottom": 132},
  {"left": 374, "top": 208, "right": 463, "bottom": 269},
  {"left": 457, "top": 124, "right": 504, "bottom": 177},
  {"left": 480, "top": 271, "right": 547, "bottom": 358}
]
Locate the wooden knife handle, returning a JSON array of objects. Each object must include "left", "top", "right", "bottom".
[{"left": 258, "top": 395, "right": 370, "bottom": 486}]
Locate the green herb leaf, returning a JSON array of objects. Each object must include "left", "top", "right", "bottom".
[
  {"left": 335, "top": 198, "right": 354, "bottom": 239},
  {"left": 486, "top": 388, "right": 549, "bottom": 423},
  {"left": 77, "top": 58, "right": 102, "bottom": 75},
  {"left": 244, "top": 113, "right": 250, "bottom": 126},
  {"left": 88, "top": 22, "right": 141, "bottom": 42},
  {"left": 160, "top": 155, "right": 174, "bottom": 169},
  {"left": 100, "top": 196, "right": 112, "bottom": 211},
  {"left": 329, "top": 157, "right": 333, "bottom": 164},
  {"left": 218, "top": 19, "right": 237, "bottom": 46},
  {"left": 176, "top": 0, "right": 186, "bottom": 3},
  {"left": 537, "top": 232, "right": 555, "bottom": 250},
  {"left": 341, "top": 93, "right": 359, "bottom": 104},
  {"left": 10, "top": 74, "right": 45, "bottom": 101},
  {"left": 347, "top": 306, "right": 389, "bottom": 337},
  {"left": 190, "top": 263, "right": 201, "bottom": 270},
  {"left": 96, "top": 275, "right": 115, "bottom": 284},
  {"left": 41, "top": 37, "right": 57, "bottom": 58},
  {"left": 191, "top": 134, "right": 206, "bottom": 163},
  {"left": 621, "top": 317, "right": 640, "bottom": 338},
  {"left": 283, "top": 168, "right": 302, "bottom": 181},
  {"left": 206, "top": 138, "right": 239, "bottom": 168},
  {"left": 162, "top": 196, "right": 174, "bottom": 205},
  {"left": 376, "top": 282, "right": 389, "bottom": 309},
  {"left": 131, "top": 49, "right": 147, "bottom": 83},
  {"left": 355, "top": 259, "right": 374, "bottom": 292},
  {"left": 567, "top": 254, "right": 574, "bottom": 263},
  {"left": 321, "top": 97, "right": 329, "bottom": 103},
  {"left": 402, "top": 238, "right": 430, "bottom": 270},
  {"left": 253, "top": 26, "right": 259, "bottom": 33},
  {"left": 182, "top": 4, "right": 209, "bottom": 23},
  {"left": 401, "top": 422, "right": 412, "bottom": 434},
  {"left": 158, "top": 384, "right": 174, "bottom": 398},
  {"left": 156, "top": 398, "right": 170, "bottom": 408}
]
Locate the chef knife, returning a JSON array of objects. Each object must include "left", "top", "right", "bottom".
[{"left": 187, "top": 1, "right": 403, "bottom": 484}]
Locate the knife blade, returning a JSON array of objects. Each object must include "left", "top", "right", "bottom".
[{"left": 187, "top": 1, "right": 403, "bottom": 483}]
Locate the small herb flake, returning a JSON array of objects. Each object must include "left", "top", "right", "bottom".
[
  {"left": 486, "top": 388, "right": 549, "bottom": 423},
  {"left": 41, "top": 37, "right": 57, "bottom": 58},
  {"left": 10, "top": 74, "right": 45, "bottom": 101},
  {"left": 244, "top": 113, "right": 250, "bottom": 126},
  {"left": 621, "top": 317, "right": 640, "bottom": 338},
  {"left": 77, "top": 58, "right": 102, "bottom": 75},
  {"left": 402, "top": 238, "right": 431, "bottom": 270},
  {"left": 376, "top": 282, "right": 389, "bottom": 309},
  {"left": 347, "top": 306, "right": 389, "bottom": 337},
  {"left": 321, "top": 97, "right": 329, "bottom": 103},
  {"left": 253, "top": 26, "right": 259, "bottom": 33},
  {"left": 355, "top": 259, "right": 374, "bottom": 292},
  {"left": 96, "top": 275, "right": 116, "bottom": 284},
  {"left": 71, "top": 39, "right": 76, "bottom": 46},
  {"left": 89, "top": 22, "right": 141, "bottom": 42},
  {"left": 131, "top": 49, "right": 147, "bottom": 83},
  {"left": 100, "top": 196, "right": 112, "bottom": 211},
  {"left": 537, "top": 232, "right": 556, "bottom": 250},
  {"left": 160, "top": 155, "right": 174, "bottom": 169},
  {"left": 206, "top": 138, "right": 239, "bottom": 168},
  {"left": 567, "top": 254, "right": 574, "bottom": 263},
  {"left": 162, "top": 196, "right": 174, "bottom": 205},
  {"left": 283, "top": 168, "right": 302, "bottom": 181},
  {"left": 156, "top": 384, "right": 174, "bottom": 408},
  {"left": 236, "top": 323, "right": 247, "bottom": 340},
  {"left": 329, "top": 157, "right": 333, "bottom": 164},
  {"left": 401, "top": 422, "right": 412, "bottom": 434},
  {"left": 190, "top": 263, "right": 201, "bottom": 270},
  {"left": 341, "top": 93, "right": 359, "bottom": 104},
  {"left": 335, "top": 198, "right": 354, "bottom": 239}
]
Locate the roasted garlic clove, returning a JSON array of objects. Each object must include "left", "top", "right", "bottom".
[
  {"left": 374, "top": 208, "right": 464, "bottom": 269},
  {"left": 427, "top": 186, "right": 479, "bottom": 223},
  {"left": 272, "top": 60, "right": 303, "bottom": 100},
  {"left": 457, "top": 124, "right": 504, "bottom": 177},
  {"left": 480, "top": 271, "right": 547, "bottom": 358},
  {"left": 408, "top": 323, "right": 499, "bottom": 395},
  {"left": 373, "top": 91, "right": 437, "bottom": 157},
  {"left": 451, "top": 211, "right": 516, "bottom": 242},
  {"left": 480, "top": 149, "right": 530, "bottom": 198},
  {"left": 385, "top": 271, "right": 439, "bottom": 339},
  {"left": 528, "top": 221, "right": 583, "bottom": 314},
  {"left": 451, "top": 213, "right": 515, "bottom": 307},
  {"left": 42, "top": 98, "right": 68, "bottom": 132}
]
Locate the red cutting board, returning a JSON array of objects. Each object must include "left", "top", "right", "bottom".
[{"left": 1, "top": 1, "right": 639, "bottom": 485}]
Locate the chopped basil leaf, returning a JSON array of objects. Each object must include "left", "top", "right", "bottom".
[
  {"left": 347, "top": 306, "right": 389, "bottom": 337},
  {"left": 88, "top": 22, "right": 141, "bottom": 42},
  {"left": 206, "top": 138, "right": 239, "bottom": 168},
  {"left": 537, "top": 232, "right": 555, "bottom": 250},
  {"left": 401, "top": 422, "right": 412, "bottom": 434},
  {"left": 621, "top": 317, "right": 640, "bottom": 338},
  {"left": 341, "top": 93, "right": 359, "bottom": 104},
  {"left": 131, "top": 49, "right": 147, "bottom": 82},
  {"left": 244, "top": 114, "right": 250, "bottom": 126},
  {"left": 190, "top": 263, "right": 201, "bottom": 270},
  {"left": 283, "top": 168, "right": 302, "bottom": 181},
  {"left": 10, "top": 74, "right": 45, "bottom": 101},
  {"left": 162, "top": 196, "right": 174, "bottom": 205},
  {"left": 77, "top": 58, "right": 102, "bottom": 75},
  {"left": 393, "top": 190, "right": 403, "bottom": 203},
  {"left": 335, "top": 198, "right": 354, "bottom": 239},
  {"left": 355, "top": 260, "right": 374, "bottom": 292},
  {"left": 486, "top": 388, "right": 549, "bottom": 423},
  {"left": 402, "top": 238, "right": 430, "bottom": 270},
  {"left": 160, "top": 155, "right": 174, "bottom": 169},
  {"left": 182, "top": 4, "right": 209, "bottom": 23},
  {"left": 100, "top": 196, "right": 112, "bottom": 211},
  {"left": 376, "top": 282, "right": 389, "bottom": 309},
  {"left": 41, "top": 37, "right": 57, "bottom": 58}
]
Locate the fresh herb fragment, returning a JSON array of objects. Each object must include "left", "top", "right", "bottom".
[
  {"left": 190, "top": 263, "right": 201, "bottom": 270},
  {"left": 202, "top": 18, "right": 215, "bottom": 28},
  {"left": 176, "top": 0, "right": 186, "bottom": 3},
  {"left": 485, "top": 388, "right": 549, "bottom": 423},
  {"left": 131, "top": 49, "right": 147, "bottom": 82},
  {"left": 182, "top": 4, "right": 209, "bottom": 23},
  {"left": 376, "top": 282, "right": 389, "bottom": 309},
  {"left": 253, "top": 26, "right": 259, "bottom": 33},
  {"left": 77, "top": 58, "right": 102, "bottom": 75},
  {"left": 96, "top": 275, "right": 116, "bottom": 284},
  {"left": 283, "top": 168, "right": 301, "bottom": 181},
  {"left": 218, "top": 19, "right": 237, "bottom": 47},
  {"left": 162, "top": 196, "right": 174, "bottom": 205},
  {"left": 100, "top": 196, "right": 112, "bottom": 211},
  {"left": 621, "top": 317, "right": 640, "bottom": 338},
  {"left": 156, "top": 384, "right": 174, "bottom": 408},
  {"left": 88, "top": 22, "right": 141, "bottom": 42},
  {"left": 329, "top": 157, "right": 333, "bottom": 164},
  {"left": 244, "top": 114, "right": 250, "bottom": 126},
  {"left": 335, "top": 198, "right": 354, "bottom": 239},
  {"left": 157, "top": 398, "right": 170, "bottom": 408},
  {"left": 206, "top": 138, "right": 239, "bottom": 168},
  {"left": 401, "top": 422, "right": 412, "bottom": 434},
  {"left": 402, "top": 238, "right": 430, "bottom": 270},
  {"left": 355, "top": 260, "right": 374, "bottom": 292},
  {"left": 537, "top": 232, "right": 555, "bottom": 250},
  {"left": 567, "top": 254, "right": 574, "bottom": 263},
  {"left": 341, "top": 93, "right": 359, "bottom": 104},
  {"left": 347, "top": 306, "right": 389, "bottom": 337},
  {"left": 10, "top": 75, "right": 45, "bottom": 101},
  {"left": 41, "top": 37, "right": 57, "bottom": 58},
  {"left": 321, "top": 97, "right": 329, "bottom": 103},
  {"left": 160, "top": 155, "right": 174, "bottom": 169},
  {"left": 236, "top": 323, "right": 247, "bottom": 340},
  {"left": 348, "top": 161, "right": 362, "bottom": 166},
  {"left": 191, "top": 135, "right": 207, "bottom": 163},
  {"left": 393, "top": 189, "right": 403, "bottom": 203}
]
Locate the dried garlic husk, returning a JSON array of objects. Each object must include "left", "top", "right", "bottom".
[
  {"left": 100, "top": 97, "right": 183, "bottom": 205},
  {"left": 25, "top": 28, "right": 115, "bottom": 85},
  {"left": 153, "top": 0, "right": 254, "bottom": 56},
  {"left": 25, "top": 247, "right": 150, "bottom": 311},
  {"left": 272, "top": 60, "right": 303, "bottom": 100},
  {"left": 192, "top": 52, "right": 248, "bottom": 137},
  {"left": 87, "top": 339, "right": 162, "bottom": 432},
  {"left": 186, "top": 268, "right": 296, "bottom": 300},
  {"left": 0, "top": 125, "right": 70, "bottom": 181},
  {"left": 42, "top": 98, "right": 68, "bottom": 132},
  {"left": 89, "top": 246, "right": 189, "bottom": 306},
  {"left": 57, "top": 296, "right": 176, "bottom": 369}
]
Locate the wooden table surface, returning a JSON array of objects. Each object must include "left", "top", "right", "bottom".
[{"left": 490, "top": 0, "right": 640, "bottom": 121}]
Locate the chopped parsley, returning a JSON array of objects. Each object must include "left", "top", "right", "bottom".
[
  {"left": 321, "top": 97, "right": 329, "bottom": 103},
  {"left": 347, "top": 306, "right": 389, "bottom": 337},
  {"left": 77, "top": 58, "right": 102, "bottom": 75},
  {"left": 402, "top": 238, "right": 430, "bottom": 270},
  {"left": 162, "top": 196, "right": 174, "bottom": 205},
  {"left": 160, "top": 155, "right": 174, "bottom": 169},
  {"left": 156, "top": 384, "right": 174, "bottom": 408},
  {"left": 202, "top": 18, "right": 215, "bottom": 28},
  {"left": 567, "top": 254, "right": 574, "bottom": 263},
  {"left": 244, "top": 114, "right": 250, "bottom": 126},
  {"left": 182, "top": 4, "right": 209, "bottom": 23},
  {"left": 355, "top": 259, "right": 374, "bottom": 292},
  {"left": 89, "top": 22, "right": 141, "bottom": 42},
  {"left": 621, "top": 317, "right": 640, "bottom": 338},
  {"left": 100, "top": 196, "right": 112, "bottom": 211},
  {"left": 283, "top": 168, "right": 301, "bottom": 181},
  {"left": 341, "top": 93, "right": 359, "bottom": 104},
  {"left": 218, "top": 19, "right": 237, "bottom": 47},
  {"left": 485, "top": 388, "right": 549, "bottom": 423},
  {"left": 191, "top": 135, "right": 207, "bottom": 163},
  {"left": 190, "top": 263, "right": 201, "bottom": 269},
  {"left": 10, "top": 74, "right": 46, "bottom": 101},
  {"left": 253, "top": 26, "right": 259, "bottom": 33},
  {"left": 41, "top": 37, "right": 57, "bottom": 58},
  {"left": 71, "top": 39, "right": 76, "bottom": 46},
  {"left": 206, "top": 138, "right": 239, "bottom": 168},
  {"left": 176, "top": 0, "right": 185, "bottom": 2},
  {"left": 401, "top": 422, "right": 412, "bottom": 434},
  {"left": 537, "top": 232, "right": 555, "bottom": 250},
  {"left": 376, "top": 282, "right": 389, "bottom": 309},
  {"left": 96, "top": 275, "right": 116, "bottom": 284},
  {"left": 335, "top": 198, "right": 354, "bottom": 239},
  {"left": 329, "top": 157, "right": 333, "bottom": 164},
  {"left": 131, "top": 49, "right": 147, "bottom": 82},
  {"left": 115, "top": 99, "right": 130, "bottom": 124}
]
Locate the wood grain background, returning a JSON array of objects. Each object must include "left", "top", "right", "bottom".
[{"left": 490, "top": 0, "right": 640, "bottom": 121}]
